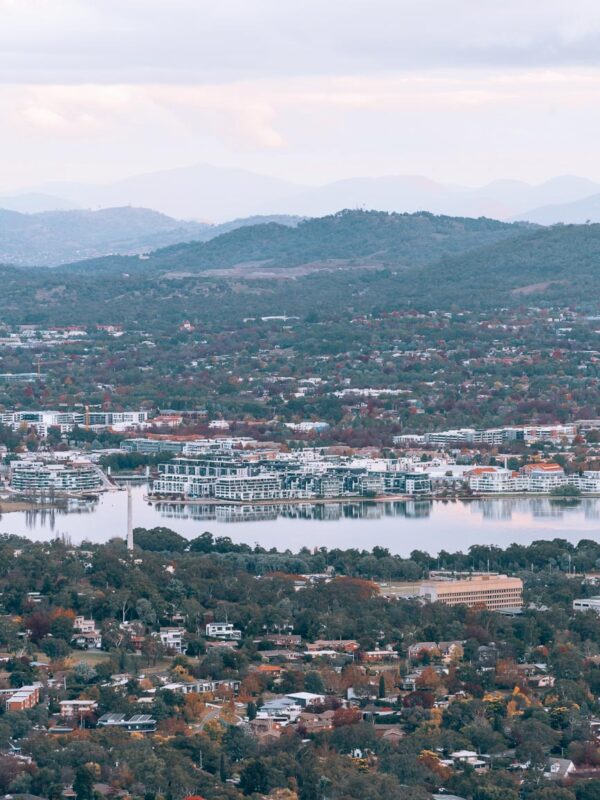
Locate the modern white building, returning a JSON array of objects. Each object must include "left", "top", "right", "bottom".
[
  {"left": 466, "top": 467, "right": 515, "bottom": 493},
  {"left": 424, "top": 424, "right": 576, "bottom": 448},
  {"left": 9, "top": 461, "right": 104, "bottom": 494},
  {"left": 158, "top": 627, "right": 186, "bottom": 653},
  {"left": 0, "top": 409, "right": 148, "bottom": 436},
  {"left": 465, "top": 463, "right": 600, "bottom": 494},
  {"left": 573, "top": 597, "right": 600, "bottom": 614},
  {"left": 205, "top": 622, "right": 242, "bottom": 640},
  {"left": 214, "top": 474, "right": 283, "bottom": 501}
]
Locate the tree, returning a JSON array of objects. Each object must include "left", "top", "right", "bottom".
[
  {"left": 72, "top": 662, "right": 97, "bottom": 684},
  {"left": 136, "top": 598, "right": 157, "bottom": 627},
  {"left": 73, "top": 765, "right": 94, "bottom": 800},
  {"left": 240, "top": 759, "right": 269, "bottom": 795},
  {"left": 332, "top": 707, "right": 362, "bottom": 727},
  {"left": 305, "top": 671, "right": 325, "bottom": 694},
  {"left": 378, "top": 674, "right": 386, "bottom": 698}
]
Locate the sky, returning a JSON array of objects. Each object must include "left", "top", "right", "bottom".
[{"left": 3, "top": 0, "right": 600, "bottom": 190}]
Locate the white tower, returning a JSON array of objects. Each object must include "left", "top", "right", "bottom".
[{"left": 127, "top": 484, "right": 134, "bottom": 552}]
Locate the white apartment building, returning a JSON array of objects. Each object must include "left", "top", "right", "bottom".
[
  {"left": 0, "top": 409, "right": 148, "bottom": 436},
  {"left": 520, "top": 463, "right": 566, "bottom": 492},
  {"left": 466, "top": 467, "right": 516, "bottom": 493},
  {"left": 214, "top": 474, "right": 283, "bottom": 501},
  {"left": 10, "top": 461, "right": 104, "bottom": 494},
  {"left": 424, "top": 423, "right": 576, "bottom": 448},
  {"left": 570, "top": 471, "right": 600, "bottom": 493},
  {"left": 158, "top": 627, "right": 185, "bottom": 653},
  {"left": 205, "top": 622, "right": 242, "bottom": 640},
  {"left": 465, "top": 463, "right": 598, "bottom": 494}
]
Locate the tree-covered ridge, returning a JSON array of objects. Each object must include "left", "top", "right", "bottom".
[
  {"left": 413, "top": 222, "right": 600, "bottom": 307},
  {"left": 0, "top": 206, "right": 211, "bottom": 267},
  {"left": 59, "top": 209, "right": 530, "bottom": 275}
]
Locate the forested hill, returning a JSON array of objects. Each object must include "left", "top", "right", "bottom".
[
  {"left": 60, "top": 209, "right": 531, "bottom": 275},
  {"left": 2, "top": 211, "right": 600, "bottom": 328},
  {"left": 410, "top": 222, "right": 600, "bottom": 306},
  {"left": 0, "top": 207, "right": 302, "bottom": 266},
  {"left": 0, "top": 206, "right": 210, "bottom": 266}
]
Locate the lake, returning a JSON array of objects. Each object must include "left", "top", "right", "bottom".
[{"left": 1, "top": 484, "right": 600, "bottom": 556}]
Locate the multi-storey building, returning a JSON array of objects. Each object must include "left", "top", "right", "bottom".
[
  {"left": 158, "top": 627, "right": 185, "bottom": 653},
  {"left": 206, "top": 622, "right": 242, "bottom": 640},
  {"left": 424, "top": 424, "right": 576, "bottom": 448},
  {"left": 467, "top": 467, "right": 516, "bottom": 493},
  {"left": 0, "top": 409, "right": 148, "bottom": 436},
  {"left": 420, "top": 575, "right": 523, "bottom": 610},
  {"left": 214, "top": 474, "right": 283, "bottom": 501},
  {"left": 381, "top": 574, "right": 523, "bottom": 611},
  {"left": 4, "top": 685, "right": 40, "bottom": 712},
  {"left": 466, "top": 463, "right": 600, "bottom": 494},
  {"left": 10, "top": 461, "right": 104, "bottom": 494}
]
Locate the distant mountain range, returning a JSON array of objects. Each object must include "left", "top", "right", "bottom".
[
  {"left": 7, "top": 164, "right": 600, "bottom": 223},
  {"left": 0, "top": 207, "right": 302, "bottom": 266}
]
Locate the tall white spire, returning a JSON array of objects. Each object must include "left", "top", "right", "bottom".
[{"left": 127, "top": 484, "right": 133, "bottom": 552}]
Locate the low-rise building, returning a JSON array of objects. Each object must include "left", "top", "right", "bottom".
[
  {"left": 5, "top": 684, "right": 40, "bottom": 712},
  {"left": 573, "top": 596, "right": 600, "bottom": 614},
  {"left": 72, "top": 630, "right": 102, "bottom": 649},
  {"left": 97, "top": 713, "right": 156, "bottom": 732},
  {"left": 298, "top": 710, "right": 336, "bottom": 732},
  {"left": 60, "top": 699, "right": 98, "bottom": 719}
]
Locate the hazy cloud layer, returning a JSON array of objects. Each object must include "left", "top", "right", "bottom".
[
  {"left": 2, "top": 1, "right": 600, "bottom": 191},
  {"left": 3, "top": 1, "right": 600, "bottom": 81}
]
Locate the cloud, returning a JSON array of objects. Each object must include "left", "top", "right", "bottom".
[
  {"left": 2, "top": 3, "right": 600, "bottom": 189},
  {"left": 2, "top": 1, "right": 600, "bottom": 84}
]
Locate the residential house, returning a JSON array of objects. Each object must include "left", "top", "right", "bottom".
[
  {"left": 544, "top": 758, "right": 576, "bottom": 780},
  {"left": 158, "top": 627, "right": 185, "bottom": 653},
  {"left": 205, "top": 622, "right": 242, "bottom": 640},
  {"left": 297, "top": 710, "right": 336, "bottom": 732},
  {"left": 97, "top": 713, "right": 156, "bottom": 732}
]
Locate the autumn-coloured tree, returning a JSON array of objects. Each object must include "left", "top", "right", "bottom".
[
  {"left": 416, "top": 666, "right": 444, "bottom": 694},
  {"left": 183, "top": 693, "right": 206, "bottom": 722},
  {"left": 332, "top": 707, "right": 362, "bottom": 727}
]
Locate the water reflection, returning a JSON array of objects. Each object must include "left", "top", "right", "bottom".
[
  {"left": 151, "top": 496, "right": 600, "bottom": 525},
  {"left": 16, "top": 497, "right": 99, "bottom": 531},
  {"left": 153, "top": 498, "right": 435, "bottom": 523},
  {"left": 2, "top": 486, "right": 600, "bottom": 554},
  {"left": 468, "top": 497, "right": 600, "bottom": 521},
  {"left": 5, "top": 494, "right": 600, "bottom": 529}
]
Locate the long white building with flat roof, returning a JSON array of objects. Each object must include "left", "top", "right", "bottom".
[
  {"left": 9, "top": 460, "right": 104, "bottom": 494},
  {"left": 0, "top": 409, "right": 148, "bottom": 436}
]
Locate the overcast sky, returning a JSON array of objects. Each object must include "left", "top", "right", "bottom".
[{"left": 3, "top": 0, "right": 600, "bottom": 189}]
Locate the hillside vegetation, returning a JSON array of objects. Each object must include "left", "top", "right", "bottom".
[
  {"left": 2, "top": 211, "right": 600, "bottom": 328},
  {"left": 63, "top": 209, "right": 529, "bottom": 275}
]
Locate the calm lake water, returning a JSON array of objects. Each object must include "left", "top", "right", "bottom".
[{"left": 1, "top": 485, "right": 600, "bottom": 556}]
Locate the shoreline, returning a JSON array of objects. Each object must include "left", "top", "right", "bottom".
[{"left": 0, "top": 500, "right": 59, "bottom": 514}]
